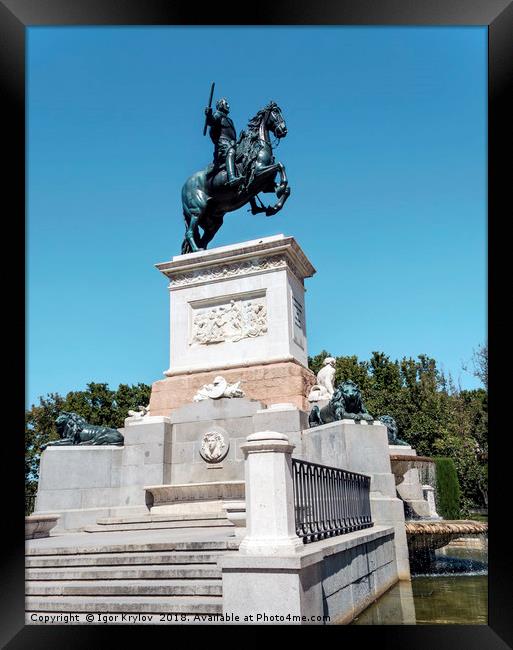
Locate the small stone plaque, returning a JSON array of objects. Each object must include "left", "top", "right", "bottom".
[{"left": 291, "top": 293, "right": 306, "bottom": 349}]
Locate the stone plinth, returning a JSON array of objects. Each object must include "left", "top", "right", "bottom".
[
  {"left": 25, "top": 514, "right": 60, "bottom": 539},
  {"left": 34, "top": 418, "right": 173, "bottom": 531},
  {"left": 150, "top": 360, "right": 315, "bottom": 414},
  {"left": 35, "top": 446, "right": 126, "bottom": 531},
  {"left": 150, "top": 234, "right": 316, "bottom": 415}
]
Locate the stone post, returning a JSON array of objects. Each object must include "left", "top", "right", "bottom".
[
  {"left": 120, "top": 415, "right": 172, "bottom": 509},
  {"left": 238, "top": 431, "right": 303, "bottom": 555}
]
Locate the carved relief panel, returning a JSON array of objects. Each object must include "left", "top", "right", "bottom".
[{"left": 189, "top": 293, "right": 268, "bottom": 346}]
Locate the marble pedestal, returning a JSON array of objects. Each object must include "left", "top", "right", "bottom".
[{"left": 150, "top": 235, "right": 316, "bottom": 414}]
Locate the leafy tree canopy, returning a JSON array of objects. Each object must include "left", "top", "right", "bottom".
[{"left": 307, "top": 349, "right": 488, "bottom": 514}]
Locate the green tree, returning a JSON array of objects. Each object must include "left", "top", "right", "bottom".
[
  {"left": 25, "top": 382, "right": 152, "bottom": 498},
  {"left": 463, "top": 343, "right": 488, "bottom": 391},
  {"left": 434, "top": 457, "right": 461, "bottom": 519},
  {"left": 25, "top": 392, "right": 65, "bottom": 500},
  {"left": 308, "top": 349, "right": 488, "bottom": 511}
]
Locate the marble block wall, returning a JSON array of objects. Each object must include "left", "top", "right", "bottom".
[
  {"left": 34, "top": 416, "right": 171, "bottom": 531},
  {"left": 164, "top": 398, "right": 309, "bottom": 485}
]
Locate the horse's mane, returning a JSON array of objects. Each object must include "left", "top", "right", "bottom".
[
  {"left": 58, "top": 412, "right": 86, "bottom": 440},
  {"left": 245, "top": 101, "right": 279, "bottom": 132},
  {"left": 236, "top": 101, "right": 279, "bottom": 178}
]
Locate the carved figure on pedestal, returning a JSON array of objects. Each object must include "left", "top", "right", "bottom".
[
  {"left": 127, "top": 405, "right": 151, "bottom": 419},
  {"left": 42, "top": 412, "right": 124, "bottom": 449},
  {"left": 205, "top": 97, "right": 243, "bottom": 188},
  {"left": 191, "top": 299, "right": 267, "bottom": 345},
  {"left": 193, "top": 376, "right": 245, "bottom": 402},
  {"left": 199, "top": 430, "right": 230, "bottom": 463},
  {"left": 307, "top": 357, "right": 336, "bottom": 402},
  {"left": 308, "top": 380, "right": 374, "bottom": 427}
]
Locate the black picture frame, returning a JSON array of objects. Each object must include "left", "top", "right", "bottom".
[{"left": 2, "top": 0, "right": 511, "bottom": 646}]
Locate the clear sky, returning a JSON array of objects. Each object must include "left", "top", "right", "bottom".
[{"left": 27, "top": 26, "right": 487, "bottom": 407}]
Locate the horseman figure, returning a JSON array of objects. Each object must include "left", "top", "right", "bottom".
[
  {"left": 205, "top": 97, "right": 243, "bottom": 187},
  {"left": 180, "top": 91, "right": 291, "bottom": 254}
]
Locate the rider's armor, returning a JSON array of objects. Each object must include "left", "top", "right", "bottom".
[{"left": 205, "top": 99, "right": 242, "bottom": 186}]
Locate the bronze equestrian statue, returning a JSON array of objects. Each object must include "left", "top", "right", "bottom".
[
  {"left": 205, "top": 97, "right": 243, "bottom": 188},
  {"left": 180, "top": 89, "right": 291, "bottom": 254}
]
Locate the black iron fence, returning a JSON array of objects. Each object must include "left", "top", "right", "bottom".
[{"left": 292, "top": 458, "right": 373, "bottom": 544}]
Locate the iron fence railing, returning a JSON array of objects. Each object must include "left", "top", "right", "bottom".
[{"left": 292, "top": 458, "right": 373, "bottom": 544}]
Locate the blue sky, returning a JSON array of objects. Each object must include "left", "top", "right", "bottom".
[{"left": 27, "top": 26, "right": 487, "bottom": 407}]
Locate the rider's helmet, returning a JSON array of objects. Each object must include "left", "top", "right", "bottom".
[{"left": 216, "top": 98, "right": 230, "bottom": 114}]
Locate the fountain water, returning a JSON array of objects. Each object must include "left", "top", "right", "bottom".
[{"left": 389, "top": 447, "right": 488, "bottom": 574}]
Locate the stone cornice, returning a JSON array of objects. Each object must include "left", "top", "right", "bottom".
[{"left": 155, "top": 234, "right": 316, "bottom": 289}]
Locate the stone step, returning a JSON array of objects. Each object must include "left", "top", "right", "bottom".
[
  {"left": 82, "top": 518, "right": 232, "bottom": 533},
  {"left": 27, "top": 539, "right": 239, "bottom": 556},
  {"left": 26, "top": 564, "right": 222, "bottom": 581},
  {"left": 26, "top": 595, "right": 223, "bottom": 614},
  {"left": 95, "top": 513, "right": 228, "bottom": 525},
  {"left": 26, "top": 550, "right": 227, "bottom": 568},
  {"left": 26, "top": 579, "right": 222, "bottom": 597}
]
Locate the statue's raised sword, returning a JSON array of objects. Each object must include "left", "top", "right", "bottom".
[{"left": 202, "top": 81, "right": 215, "bottom": 136}]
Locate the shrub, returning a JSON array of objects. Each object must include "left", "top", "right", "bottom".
[{"left": 434, "top": 457, "right": 461, "bottom": 519}]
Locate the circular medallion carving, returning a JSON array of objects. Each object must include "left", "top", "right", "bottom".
[{"left": 199, "top": 430, "right": 229, "bottom": 464}]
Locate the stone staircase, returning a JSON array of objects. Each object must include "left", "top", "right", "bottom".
[
  {"left": 82, "top": 512, "right": 233, "bottom": 534},
  {"left": 26, "top": 539, "right": 238, "bottom": 618}
]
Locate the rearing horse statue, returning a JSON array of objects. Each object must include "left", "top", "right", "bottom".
[{"left": 181, "top": 101, "right": 291, "bottom": 254}]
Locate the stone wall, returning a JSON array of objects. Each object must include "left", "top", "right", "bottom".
[
  {"left": 35, "top": 446, "right": 126, "bottom": 531},
  {"left": 299, "top": 420, "right": 410, "bottom": 580},
  {"left": 221, "top": 526, "right": 397, "bottom": 624},
  {"left": 34, "top": 417, "right": 171, "bottom": 531}
]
